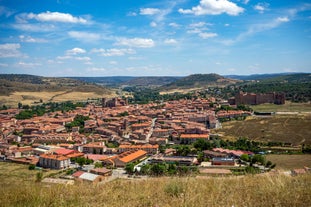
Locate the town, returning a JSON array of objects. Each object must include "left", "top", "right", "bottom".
[{"left": 2, "top": 92, "right": 300, "bottom": 184}]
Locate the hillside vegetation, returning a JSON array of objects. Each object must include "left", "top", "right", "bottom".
[
  {"left": 0, "top": 74, "right": 114, "bottom": 107},
  {"left": 215, "top": 115, "right": 311, "bottom": 145},
  {"left": 162, "top": 73, "right": 241, "bottom": 90},
  {"left": 0, "top": 162, "right": 310, "bottom": 207}
]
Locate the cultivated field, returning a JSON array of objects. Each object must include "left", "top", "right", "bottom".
[
  {"left": 0, "top": 162, "right": 310, "bottom": 207},
  {"left": 251, "top": 101, "right": 311, "bottom": 113},
  {"left": 266, "top": 154, "right": 311, "bottom": 170},
  {"left": 214, "top": 115, "right": 311, "bottom": 145},
  {"left": 0, "top": 91, "right": 116, "bottom": 107}
]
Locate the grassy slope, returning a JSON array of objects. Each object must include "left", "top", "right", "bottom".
[
  {"left": 0, "top": 162, "right": 310, "bottom": 207},
  {"left": 214, "top": 115, "right": 311, "bottom": 145},
  {"left": 0, "top": 75, "right": 115, "bottom": 106},
  {"left": 251, "top": 101, "right": 311, "bottom": 113},
  {"left": 266, "top": 154, "right": 311, "bottom": 170}
]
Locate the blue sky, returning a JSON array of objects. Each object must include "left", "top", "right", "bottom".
[{"left": 0, "top": 0, "right": 310, "bottom": 76}]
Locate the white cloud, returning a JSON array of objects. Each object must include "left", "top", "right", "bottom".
[
  {"left": 0, "top": 43, "right": 22, "bottom": 58},
  {"left": 75, "top": 56, "right": 91, "bottom": 61},
  {"left": 225, "top": 16, "right": 291, "bottom": 45},
  {"left": 127, "top": 12, "right": 137, "bottom": 16},
  {"left": 140, "top": 8, "right": 161, "bottom": 15},
  {"left": 164, "top": 39, "right": 178, "bottom": 44},
  {"left": 189, "top": 22, "right": 210, "bottom": 28},
  {"left": 66, "top": 47, "right": 86, "bottom": 55},
  {"left": 91, "top": 48, "right": 135, "bottom": 56},
  {"left": 276, "top": 17, "right": 289, "bottom": 23},
  {"left": 224, "top": 23, "right": 230, "bottom": 27},
  {"left": 109, "top": 61, "right": 118, "bottom": 65},
  {"left": 243, "top": 0, "right": 250, "bottom": 4},
  {"left": 0, "top": 63, "right": 9, "bottom": 67},
  {"left": 150, "top": 21, "right": 157, "bottom": 27},
  {"left": 115, "top": 38, "right": 155, "bottom": 48},
  {"left": 68, "top": 31, "right": 101, "bottom": 42},
  {"left": 199, "top": 32, "right": 218, "bottom": 39},
  {"left": 11, "top": 23, "right": 56, "bottom": 32},
  {"left": 254, "top": 3, "right": 269, "bottom": 14},
  {"left": 178, "top": 0, "right": 244, "bottom": 16},
  {"left": 19, "top": 35, "right": 47, "bottom": 43},
  {"left": 17, "top": 62, "right": 41, "bottom": 67},
  {"left": 26, "top": 11, "right": 87, "bottom": 23},
  {"left": 169, "top": 22, "right": 180, "bottom": 28}
]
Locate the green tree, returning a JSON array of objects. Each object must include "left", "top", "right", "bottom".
[
  {"left": 240, "top": 154, "right": 250, "bottom": 162},
  {"left": 125, "top": 162, "right": 135, "bottom": 175},
  {"left": 193, "top": 139, "right": 212, "bottom": 151},
  {"left": 94, "top": 162, "right": 103, "bottom": 168}
]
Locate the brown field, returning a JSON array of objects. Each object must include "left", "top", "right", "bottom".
[
  {"left": 0, "top": 162, "right": 310, "bottom": 207},
  {"left": 266, "top": 154, "right": 311, "bottom": 170},
  {"left": 159, "top": 87, "right": 203, "bottom": 95},
  {"left": 214, "top": 115, "right": 311, "bottom": 145},
  {"left": 251, "top": 101, "right": 311, "bottom": 113},
  {"left": 0, "top": 91, "right": 116, "bottom": 107}
]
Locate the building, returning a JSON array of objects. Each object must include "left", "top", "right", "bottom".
[
  {"left": 232, "top": 91, "right": 285, "bottom": 105},
  {"left": 104, "top": 150, "right": 147, "bottom": 167},
  {"left": 179, "top": 134, "right": 209, "bottom": 144},
  {"left": 39, "top": 154, "right": 70, "bottom": 169},
  {"left": 102, "top": 97, "right": 128, "bottom": 107},
  {"left": 150, "top": 155, "right": 197, "bottom": 166},
  {"left": 118, "top": 144, "right": 159, "bottom": 155},
  {"left": 211, "top": 157, "right": 235, "bottom": 166}
]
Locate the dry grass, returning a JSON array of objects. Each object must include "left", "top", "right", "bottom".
[
  {"left": 0, "top": 162, "right": 310, "bottom": 207},
  {"left": 266, "top": 154, "right": 311, "bottom": 170},
  {"left": 0, "top": 91, "right": 116, "bottom": 107},
  {"left": 251, "top": 101, "right": 311, "bottom": 113},
  {"left": 214, "top": 115, "right": 311, "bottom": 145},
  {"left": 159, "top": 88, "right": 203, "bottom": 95}
]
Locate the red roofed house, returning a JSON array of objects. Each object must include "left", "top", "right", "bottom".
[
  {"left": 102, "top": 150, "right": 147, "bottom": 168},
  {"left": 179, "top": 134, "right": 209, "bottom": 144},
  {"left": 39, "top": 154, "right": 70, "bottom": 169}
]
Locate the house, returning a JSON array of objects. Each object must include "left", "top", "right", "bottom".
[
  {"left": 150, "top": 155, "right": 198, "bottom": 166},
  {"left": 39, "top": 154, "right": 70, "bottom": 169},
  {"left": 179, "top": 134, "right": 209, "bottom": 144},
  {"left": 211, "top": 157, "right": 235, "bottom": 166},
  {"left": 105, "top": 150, "right": 147, "bottom": 168},
  {"left": 203, "top": 150, "right": 227, "bottom": 159},
  {"left": 118, "top": 144, "right": 159, "bottom": 155},
  {"left": 72, "top": 171, "right": 105, "bottom": 183},
  {"left": 90, "top": 167, "right": 112, "bottom": 176},
  {"left": 82, "top": 142, "right": 106, "bottom": 154}
]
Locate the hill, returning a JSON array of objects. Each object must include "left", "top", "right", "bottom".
[
  {"left": 69, "top": 76, "right": 135, "bottom": 87},
  {"left": 123, "top": 76, "right": 181, "bottom": 87},
  {"left": 0, "top": 74, "right": 114, "bottom": 107},
  {"left": 224, "top": 73, "right": 301, "bottom": 81},
  {"left": 161, "top": 73, "right": 241, "bottom": 91},
  {"left": 0, "top": 162, "right": 310, "bottom": 207}
]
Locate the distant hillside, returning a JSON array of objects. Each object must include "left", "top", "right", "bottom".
[
  {"left": 0, "top": 74, "right": 114, "bottom": 106},
  {"left": 69, "top": 76, "right": 182, "bottom": 87},
  {"left": 124, "top": 76, "right": 182, "bottom": 87},
  {"left": 69, "top": 76, "right": 135, "bottom": 86},
  {"left": 161, "top": 73, "right": 241, "bottom": 90},
  {"left": 225, "top": 73, "right": 309, "bottom": 81}
]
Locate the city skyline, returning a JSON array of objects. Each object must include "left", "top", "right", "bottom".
[{"left": 0, "top": 0, "right": 311, "bottom": 76}]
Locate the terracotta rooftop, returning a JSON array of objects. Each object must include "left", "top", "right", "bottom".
[{"left": 118, "top": 150, "right": 147, "bottom": 163}]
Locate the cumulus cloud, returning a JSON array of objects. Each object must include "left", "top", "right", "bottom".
[
  {"left": 199, "top": 32, "right": 218, "bottom": 39},
  {"left": 68, "top": 31, "right": 101, "bottom": 42},
  {"left": 19, "top": 35, "right": 47, "bottom": 43},
  {"left": 115, "top": 38, "right": 155, "bottom": 48},
  {"left": 26, "top": 11, "right": 88, "bottom": 23},
  {"left": 169, "top": 22, "right": 180, "bottom": 28},
  {"left": 179, "top": 0, "right": 244, "bottom": 16},
  {"left": 0, "top": 43, "right": 22, "bottom": 58},
  {"left": 91, "top": 48, "right": 136, "bottom": 57},
  {"left": 140, "top": 8, "right": 161, "bottom": 15},
  {"left": 164, "top": 39, "right": 178, "bottom": 44},
  {"left": 150, "top": 21, "right": 157, "bottom": 27},
  {"left": 66, "top": 47, "right": 86, "bottom": 55},
  {"left": 17, "top": 62, "right": 42, "bottom": 67},
  {"left": 254, "top": 3, "right": 269, "bottom": 13}
]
